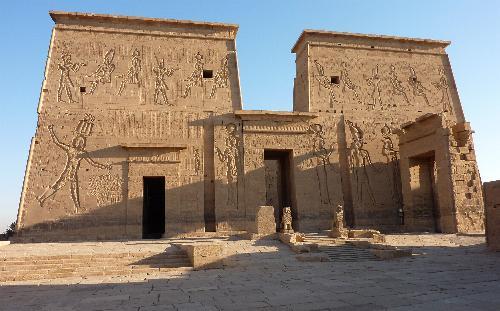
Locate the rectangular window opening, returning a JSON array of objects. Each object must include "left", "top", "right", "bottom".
[
  {"left": 330, "top": 76, "right": 340, "bottom": 84},
  {"left": 203, "top": 70, "right": 213, "bottom": 79}
]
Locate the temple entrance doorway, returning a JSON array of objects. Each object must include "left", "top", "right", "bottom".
[
  {"left": 409, "top": 153, "right": 441, "bottom": 232},
  {"left": 264, "top": 150, "right": 293, "bottom": 232},
  {"left": 142, "top": 176, "right": 166, "bottom": 239}
]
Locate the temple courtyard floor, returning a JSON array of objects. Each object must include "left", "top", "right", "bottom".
[{"left": 1, "top": 234, "right": 499, "bottom": 311}]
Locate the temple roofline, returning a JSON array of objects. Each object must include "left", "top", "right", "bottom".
[
  {"left": 49, "top": 11, "right": 239, "bottom": 38},
  {"left": 292, "top": 29, "right": 450, "bottom": 53}
]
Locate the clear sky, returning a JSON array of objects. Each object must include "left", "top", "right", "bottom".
[{"left": 1, "top": 0, "right": 499, "bottom": 230}]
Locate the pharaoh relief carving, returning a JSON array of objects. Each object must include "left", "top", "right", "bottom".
[
  {"left": 117, "top": 49, "right": 142, "bottom": 95},
  {"left": 313, "top": 60, "right": 339, "bottom": 107},
  {"left": 85, "top": 49, "right": 116, "bottom": 95},
  {"left": 215, "top": 123, "right": 241, "bottom": 207},
  {"left": 345, "top": 120, "right": 376, "bottom": 208},
  {"left": 309, "top": 123, "right": 335, "bottom": 205},
  {"left": 209, "top": 54, "right": 231, "bottom": 98},
  {"left": 365, "top": 65, "right": 382, "bottom": 110},
  {"left": 88, "top": 173, "right": 123, "bottom": 208},
  {"left": 408, "top": 66, "right": 430, "bottom": 106},
  {"left": 56, "top": 45, "right": 86, "bottom": 103},
  {"left": 433, "top": 67, "right": 453, "bottom": 113},
  {"left": 152, "top": 56, "right": 179, "bottom": 105},
  {"left": 37, "top": 114, "right": 112, "bottom": 214},
  {"left": 340, "top": 61, "right": 363, "bottom": 105},
  {"left": 182, "top": 52, "right": 204, "bottom": 98},
  {"left": 389, "top": 64, "right": 410, "bottom": 105},
  {"left": 381, "top": 124, "right": 403, "bottom": 209}
]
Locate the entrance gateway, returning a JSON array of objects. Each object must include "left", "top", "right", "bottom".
[
  {"left": 13, "top": 12, "right": 485, "bottom": 242},
  {"left": 264, "top": 150, "right": 293, "bottom": 232},
  {"left": 142, "top": 177, "right": 165, "bottom": 239}
]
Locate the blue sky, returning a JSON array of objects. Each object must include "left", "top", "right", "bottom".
[{"left": 1, "top": 0, "right": 499, "bottom": 230}]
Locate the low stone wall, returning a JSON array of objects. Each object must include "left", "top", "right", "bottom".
[
  {"left": 484, "top": 181, "right": 500, "bottom": 251},
  {"left": 175, "top": 243, "right": 223, "bottom": 270}
]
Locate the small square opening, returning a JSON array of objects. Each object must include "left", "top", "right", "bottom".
[
  {"left": 330, "top": 76, "right": 340, "bottom": 84},
  {"left": 203, "top": 70, "right": 213, "bottom": 79},
  {"left": 80, "top": 86, "right": 86, "bottom": 93}
]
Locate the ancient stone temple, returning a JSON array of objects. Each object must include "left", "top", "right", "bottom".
[{"left": 15, "top": 11, "right": 485, "bottom": 242}]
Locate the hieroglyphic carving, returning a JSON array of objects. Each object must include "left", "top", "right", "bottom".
[
  {"left": 193, "top": 148, "right": 201, "bottom": 175},
  {"left": 88, "top": 173, "right": 123, "bottom": 207},
  {"left": 182, "top": 52, "right": 204, "bottom": 98},
  {"left": 433, "top": 67, "right": 452, "bottom": 112},
  {"left": 128, "top": 151, "right": 180, "bottom": 163},
  {"left": 101, "top": 110, "right": 203, "bottom": 139},
  {"left": 85, "top": 49, "right": 116, "bottom": 95},
  {"left": 215, "top": 123, "right": 240, "bottom": 207},
  {"left": 117, "top": 49, "right": 141, "bottom": 95},
  {"left": 243, "top": 123, "right": 309, "bottom": 134},
  {"left": 152, "top": 56, "right": 178, "bottom": 105},
  {"left": 309, "top": 123, "right": 335, "bottom": 205},
  {"left": 408, "top": 66, "right": 430, "bottom": 106},
  {"left": 313, "top": 60, "right": 339, "bottom": 107},
  {"left": 209, "top": 54, "right": 230, "bottom": 98},
  {"left": 346, "top": 120, "right": 376, "bottom": 207},
  {"left": 389, "top": 65, "right": 410, "bottom": 105},
  {"left": 57, "top": 45, "right": 86, "bottom": 103},
  {"left": 37, "top": 114, "right": 111, "bottom": 213},
  {"left": 365, "top": 65, "right": 382, "bottom": 109},
  {"left": 281, "top": 207, "right": 293, "bottom": 233},
  {"left": 340, "top": 61, "right": 363, "bottom": 105},
  {"left": 381, "top": 124, "right": 403, "bottom": 210}
]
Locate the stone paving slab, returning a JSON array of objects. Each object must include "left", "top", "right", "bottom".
[{"left": 0, "top": 234, "right": 499, "bottom": 310}]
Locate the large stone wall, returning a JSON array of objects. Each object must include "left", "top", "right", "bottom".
[
  {"left": 292, "top": 31, "right": 482, "bottom": 231},
  {"left": 16, "top": 13, "right": 484, "bottom": 241},
  {"left": 16, "top": 12, "right": 241, "bottom": 241},
  {"left": 484, "top": 181, "right": 500, "bottom": 251}
]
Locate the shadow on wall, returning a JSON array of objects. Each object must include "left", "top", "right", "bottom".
[{"left": 15, "top": 125, "right": 409, "bottom": 242}]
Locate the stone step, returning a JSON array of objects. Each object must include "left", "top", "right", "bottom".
[
  {"left": 0, "top": 251, "right": 191, "bottom": 282},
  {"left": 319, "top": 245, "right": 379, "bottom": 262}
]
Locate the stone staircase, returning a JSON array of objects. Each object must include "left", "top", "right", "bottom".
[
  {"left": 0, "top": 248, "right": 191, "bottom": 282},
  {"left": 302, "top": 234, "right": 380, "bottom": 262}
]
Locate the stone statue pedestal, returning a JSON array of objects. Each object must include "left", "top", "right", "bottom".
[{"left": 329, "top": 228, "right": 348, "bottom": 238}]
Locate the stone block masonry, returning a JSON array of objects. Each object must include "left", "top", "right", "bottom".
[{"left": 15, "top": 11, "right": 484, "bottom": 242}]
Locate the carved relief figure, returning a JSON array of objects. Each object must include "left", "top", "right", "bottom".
[
  {"left": 389, "top": 65, "right": 410, "bottom": 104},
  {"left": 313, "top": 60, "right": 340, "bottom": 107},
  {"left": 182, "top": 52, "right": 204, "bottom": 98},
  {"left": 88, "top": 173, "right": 123, "bottom": 207},
  {"left": 152, "top": 57, "right": 178, "bottom": 105},
  {"left": 37, "top": 114, "right": 111, "bottom": 213},
  {"left": 281, "top": 207, "right": 293, "bottom": 233},
  {"left": 117, "top": 49, "right": 141, "bottom": 95},
  {"left": 340, "top": 61, "right": 363, "bottom": 105},
  {"left": 346, "top": 120, "right": 376, "bottom": 207},
  {"left": 209, "top": 54, "right": 230, "bottom": 98},
  {"left": 309, "top": 123, "right": 334, "bottom": 205},
  {"left": 86, "top": 49, "right": 116, "bottom": 95},
  {"left": 57, "top": 48, "right": 86, "bottom": 103},
  {"left": 381, "top": 124, "right": 403, "bottom": 210},
  {"left": 408, "top": 66, "right": 430, "bottom": 106},
  {"left": 365, "top": 65, "right": 382, "bottom": 109},
  {"left": 215, "top": 123, "right": 240, "bottom": 206},
  {"left": 433, "top": 67, "right": 453, "bottom": 112}
]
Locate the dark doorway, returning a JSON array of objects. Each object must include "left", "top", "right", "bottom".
[
  {"left": 264, "top": 150, "right": 294, "bottom": 232},
  {"left": 409, "top": 153, "right": 441, "bottom": 232},
  {"left": 143, "top": 177, "right": 165, "bottom": 239}
]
